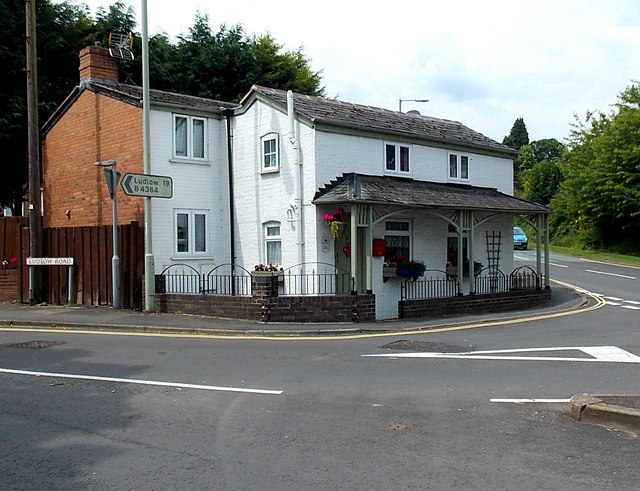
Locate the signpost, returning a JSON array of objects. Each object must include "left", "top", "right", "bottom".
[{"left": 121, "top": 173, "right": 173, "bottom": 198}]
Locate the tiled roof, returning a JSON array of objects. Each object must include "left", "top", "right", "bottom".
[
  {"left": 313, "top": 173, "right": 551, "bottom": 214},
  {"left": 91, "top": 83, "right": 239, "bottom": 112},
  {"left": 249, "top": 86, "right": 516, "bottom": 156}
]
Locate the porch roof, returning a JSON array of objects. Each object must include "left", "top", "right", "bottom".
[{"left": 312, "top": 173, "right": 552, "bottom": 215}]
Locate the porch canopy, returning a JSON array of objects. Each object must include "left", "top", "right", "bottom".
[{"left": 313, "top": 173, "right": 552, "bottom": 294}]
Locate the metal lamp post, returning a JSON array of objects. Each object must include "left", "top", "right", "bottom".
[
  {"left": 399, "top": 98, "right": 429, "bottom": 112},
  {"left": 94, "top": 159, "right": 120, "bottom": 309}
]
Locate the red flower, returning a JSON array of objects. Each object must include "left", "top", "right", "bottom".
[
  {"left": 322, "top": 213, "right": 335, "bottom": 222},
  {"left": 10, "top": 257, "right": 18, "bottom": 263}
]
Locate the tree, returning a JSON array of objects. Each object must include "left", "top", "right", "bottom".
[
  {"left": 502, "top": 117, "right": 529, "bottom": 151},
  {"left": 521, "top": 160, "right": 563, "bottom": 206},
  {"left": 550, "top": 82, "right": 640, "bottom": 252},
  {"left": 250, "top": 34, "right": 324, "bottom": 96},
  {"left": 516, "top": 138, "right": 565, "bottom": 202},
  {"left": 0, "top": 0, "right": 94, "bottom": 213},
  {"left": 530, "top": 138, "right": 564, "bottom": 164},
  {"left": 503, "top": 117, "right": 530, "bottom": 187},
  {"left": 0, "top": 2, "right": 324, "bottom": 211}
]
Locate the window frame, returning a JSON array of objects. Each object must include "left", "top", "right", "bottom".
[
  {"left": 448, "top": 152, "right": 470, "bottom": 181},
  {"left": 261, "top": 133, "right": 280, "bottom": 173},
  {"left": 384, "top": 142, "right": 411, "bottom": 175},
  {"left": 383, "top": 220, "right": 412, "bottom": 262},
  {"left": 264, "top": 221, "right": 282, "bottom": 266},
  {"left": 174, "top": 209, "right": 209, "bottom": 256},
  {"left": 173, "top": 114, "right": 208, "bottom": 162}
]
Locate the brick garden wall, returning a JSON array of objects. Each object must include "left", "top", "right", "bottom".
[
  {"left": 399, "top": 288, "right": 552, "bottom": 319},
  {"left": 155, "top": 273, "right": 377, "bottom": 323},
  {"left": 0, "top": 269, "right": 20, "bottom": 302}
]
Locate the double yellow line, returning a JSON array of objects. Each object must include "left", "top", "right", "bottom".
[{"left": 0, "top": 280, "right": 605, "bottom": 341}]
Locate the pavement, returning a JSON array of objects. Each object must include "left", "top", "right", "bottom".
[
  {"left": 0, "top": 283, "right": 586, "bottom": 336},
  {"left": 0, "top": 283, "right": 638, "bottom": 433}
]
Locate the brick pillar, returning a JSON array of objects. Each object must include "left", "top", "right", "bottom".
[{"left": 251, "top": 272, "right": 279, "bottom": 322}]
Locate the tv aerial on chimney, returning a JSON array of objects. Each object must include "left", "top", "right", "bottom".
[{"left": 108, "top": 32, "right": 134, "bottom": 60}]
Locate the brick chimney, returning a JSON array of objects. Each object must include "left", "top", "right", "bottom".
[{"left": 79, "top": 44, "right": 119, "bottom": 86}]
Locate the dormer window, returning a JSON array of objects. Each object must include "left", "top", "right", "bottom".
[
  {"left": 449, "top": 153, "right": 469, "bottom": 181},
  {"left": 385, "top": 143, "right": 410, "bottom": 174},
  {"left": 261, "top": 133, "right": 280, "bottom": 172}
]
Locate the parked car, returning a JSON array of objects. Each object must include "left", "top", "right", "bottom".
[{"left": 513, "top": 226, "right": 528, "bottom": 250}]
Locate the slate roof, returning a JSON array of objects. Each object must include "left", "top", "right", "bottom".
[
  {"left": 42, "top": 82, "right": 237, "bottom": 135},
  {"left": 90, "top": 83, "right": 239, "bottom": 112},
  {"left": 313, "top": 173, "right": 551, "bottom": 214},
  {"left": 249, "top": 85, "right": 516, "bottom": 157}
]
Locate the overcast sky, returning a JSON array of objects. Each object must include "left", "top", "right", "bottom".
[{"left": 69, "top": 0, "right": 640, "bottom": 144}]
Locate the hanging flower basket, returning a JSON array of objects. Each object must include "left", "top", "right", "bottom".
[{"left": 322, "top": 207, "right": 349, "bottom": 239}]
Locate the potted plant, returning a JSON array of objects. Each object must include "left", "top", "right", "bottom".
[{"left": 395, "top": 256, "right": 426, "bottom": 280}]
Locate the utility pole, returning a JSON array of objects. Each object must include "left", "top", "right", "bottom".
[{"left": 25, "top": 0, "right": 43, "bottom": 304}]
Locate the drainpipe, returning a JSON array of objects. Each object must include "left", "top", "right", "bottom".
[
  {"left": 222, "top": 107, "right": 238, "bottom": 291},
  {"left": 287, "top": 91, "right": 304, "bottom": 269}
]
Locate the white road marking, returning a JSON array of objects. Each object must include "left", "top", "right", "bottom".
[
  {"left": 0, "top": 368, "right": 282, "bottom": 395},
  {"left": 606, "top": 302, "right": 622, "bottom": 306},
  {"left": 490, "top": 398, "right": 570, "bottom": 404},
  {"left": 602, "top": 296, "right": 624, "bottom": 301},
  {"left": 550, "top": 263, "right": 568, "bottom": 268},
  {"left": 622, "top": 305, "right": 640, "bottom": 310},
  {"left": 364, "top": 346, "right": 640, "bottom": 364},
  {"left": 585, "top": 269, "right": 636, "bottom": 280},
  {"left": 624, "top": 300, "right": 640, "bottom": 305}
]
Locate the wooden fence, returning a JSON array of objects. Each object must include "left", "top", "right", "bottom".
[{"left": 0, "top": 218, "right": 144, "bottom": 308}]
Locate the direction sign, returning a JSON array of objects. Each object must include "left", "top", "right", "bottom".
[{"left": 120, "top": 173, "right": 173, "bottom": 198}]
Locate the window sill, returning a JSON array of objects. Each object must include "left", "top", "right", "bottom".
[
  {"left": 260, "top": 167, "right": 280, "bottom": 175},
  {"left": 384, "top": 171, "right": 412, "bottom": 178},
  {"left": 170, "top": 158, "right": 211, "bottom": 166},
  {"left": 170, "top": 255, "right": 214, "bottom": 261}
]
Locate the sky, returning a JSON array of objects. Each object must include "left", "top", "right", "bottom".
[{"left": 66, "top": 0, "right": 640, "bottom": 144}]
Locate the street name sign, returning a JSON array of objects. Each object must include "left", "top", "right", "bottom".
[
  {"left": 120, "top": 173, "right": 173, "bottom": 198},
  {"left": 27, "top": 257, "right": 74, "bottom": 266}
]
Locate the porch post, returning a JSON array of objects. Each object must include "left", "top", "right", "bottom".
[
  {"left": 350, "top": 204, "right": 359, "bottom": 293},
  {"left": 536, "top": 214, "right": 543, "bottom": 289},
  {"left": 456, "top": 212, "right": 463, "bottom": 296},
  {"left": 365, "top": 206, "right": 373, "bottom": 293},
  {"left": 468, "top": 211, "right": 475, "bottom": 295},
  {"left": 544, "top": 214, "right": 550, "bottom": 289}
]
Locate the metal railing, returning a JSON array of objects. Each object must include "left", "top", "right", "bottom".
[
  {"left": 509, "top": 265, "right": 540, "bottom": 290},
  {"left": 204, "top": 264, "right": 252, "bottom": 296},
  {"left": 156, "top": 263, "right": 252, "bottom": 296},
  {"left": 401, "top": 269, "right": 457, "bottom": 300},
  {"left": 474, "top": 267, "right": 509, "bottom": 294},
  {"left": 281, "top": 263, "right": 354, "bottom": 296}
]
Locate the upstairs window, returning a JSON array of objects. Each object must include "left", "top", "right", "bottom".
[
  {"left": 261, "top": 133, "right": 280, "bottom": 172},
  {"left": 385, "top": 143, "right": 410, "bottom": 174},
  {"left": 174, "top": 114, "right": 207, "bottom": 161},
  {"left": 449, "top": 153, "right": 469, "bottom": 180}
]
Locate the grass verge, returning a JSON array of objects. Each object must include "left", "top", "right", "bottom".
[{"left": 549, "top": 245, "right": 640, "bottom": 267}]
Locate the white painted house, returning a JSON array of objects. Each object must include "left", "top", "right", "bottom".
[
  {"left": 121, "top": 84, "right": 550, "bottom": 320},
  {"left": 42, "top": 47, "right": 550, "bottom": 318},
  {"left": 222, "top": 86, "right": 550, "bottom": 319}
]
